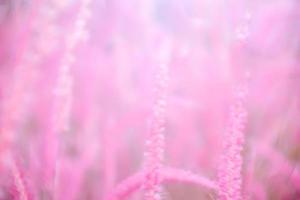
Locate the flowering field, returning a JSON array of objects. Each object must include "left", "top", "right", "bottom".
[{"left": 0, "top": 0, "right": 299, "bottom": 199}]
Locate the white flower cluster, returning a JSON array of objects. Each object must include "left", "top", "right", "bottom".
[
  {"left": 143, "top": 39, "right": 172, "bottom": 200},
  {"left": 54, "top": 0, "right": 92, "bottom": 133}
]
